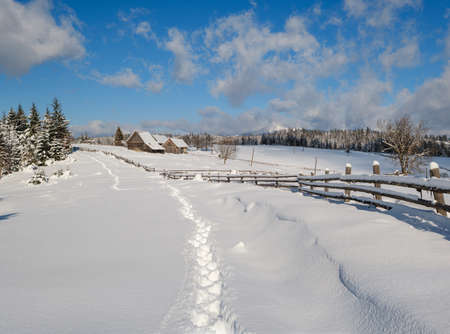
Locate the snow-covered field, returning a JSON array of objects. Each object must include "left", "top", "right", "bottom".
[{"left": 1, "top": 146, "right": 450, "bottom": 333}]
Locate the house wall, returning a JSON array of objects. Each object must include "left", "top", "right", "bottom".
[
  {"left": 127, "top": 133, "right": 150, "bottom": 152},
  {"left": 164, "top": 140, "right": 180, "bottom": 154}
]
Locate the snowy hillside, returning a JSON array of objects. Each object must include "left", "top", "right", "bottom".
[
  {"left": 1, "top": 147, "right": 449, "bottom": 333},
  {"left": 78, "top": 143, "right": 450, "bottom": 176}
]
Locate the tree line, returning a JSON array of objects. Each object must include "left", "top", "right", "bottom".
[
  {"left": 0, "top": 98, "right": 71, "bottom": 176},
  {"left": 180, "top": 127, "right": 449, "bottom": 157},
  {"left": 240, "top": 127, "right": 449, "bottom": 157}
]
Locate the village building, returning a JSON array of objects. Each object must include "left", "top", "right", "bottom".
[
  {"left": 152, "top": 134, "right": 168, "bottom": 146},
  {"left": 163, "top": 137, "right": 188, "bottom": 154},
  {"left": 126, "top": 131, "right": 165, "bottom": 153}
]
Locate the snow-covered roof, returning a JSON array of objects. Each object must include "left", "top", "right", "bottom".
[
  {"left": 152, "top": 134, "right": 168, "bottom": 145},
  {"left": 127, "top": 131, "right": 165, "bottom": 151},
  {"left": 169, "top": 138, "right": 188, "bottom": 148}
]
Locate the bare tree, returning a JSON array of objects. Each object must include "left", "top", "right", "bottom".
[
  {"left": 217, "top": 138, "right": 236, "bottom": 164},
  {"left": 378, "top": 116, "right": 427, "bottom": 174}
]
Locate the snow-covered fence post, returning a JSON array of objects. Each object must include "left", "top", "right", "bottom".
[
  {"left": 310, "top": 172, "right": 315, "bottom": 190},
  {"left": 373, "top": 161, "right": 381, "bottom": 201},
  {"left": 324, "top": 168, "right": 329, "bottom": 193},
  {"left": 430, "top": 162, "right": 447, "bottom": 216},
  {"left": 345, "top": 163, "right": 352, "bottom": 202}
]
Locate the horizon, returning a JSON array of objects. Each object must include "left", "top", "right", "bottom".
[{"left": 1, "top": 0, "right": 449, "bottom": 136}]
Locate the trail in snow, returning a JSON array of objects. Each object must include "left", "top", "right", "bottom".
[
  {"left": 160, "top": 183, "right": 247, "bottom": 334},
  {"left": 89, "top": 155, "right": 121, "bottom": 191}
]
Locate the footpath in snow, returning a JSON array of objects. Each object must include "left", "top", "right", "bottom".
[
  {"left": 1, "top": 149, "right": 450, "bottom": 333},
  {"left": 0, "top": 151, "right": 192, "bottom": 333}
]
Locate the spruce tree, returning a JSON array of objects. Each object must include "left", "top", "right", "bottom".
[
  {"left": 0, "top": 124, "right": 9, "bottom": 174},
  {"left": 7, "top": 108, "right": 16, "bottom": 129},
  {"left": 49, "top": 98, "right": 71, "bottom": 160},
  {"left": 114, "top": 127, "right": 124, "bottom": 146},
  {"left": 23, "top": 103, "right": 41, "bottom": 165},
  {"left": 36, "top": 109, "right": 52, "bottom": 165},
  {"left": 16, "top": 104, "right": 28, "bottom": 133}
]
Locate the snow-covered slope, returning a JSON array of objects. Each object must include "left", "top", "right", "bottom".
[
  {"left": 1, "top": 149, "right": 449, "bottom": 333},
  {"left": 0, "top": 152, "right": 190, "bottom": 333},
  {"left": 78, "top": 144, "right": 450, "bottom": 176}
]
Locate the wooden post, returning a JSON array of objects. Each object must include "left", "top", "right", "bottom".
[
  {"left": 430, "top": 162, "right": 447, "bottom": 216},
  {"left": 314, "top": 157, "right": 317, "bottom": 176},
  {"left": 345, "top": 163, "right": 351, "bottom": 202},
  {"left": 310, "top": 172, "right": 314, "bottom": 190},
  {"left": 372, "top": 161, "right": 381, "bottom": 201},
  {"left": 298, "top": 173, "right": 302, "bottom": 191},
  {"left": 250, "top": 148, "right": 255, "bottom": 167},
  {"left": 324, "top": 168, "right": 329, "bottom": 193}
]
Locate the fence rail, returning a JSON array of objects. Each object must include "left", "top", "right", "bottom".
[
  {"left": 162, "top": 161, "right": 449, "bottom": 217},
  {"left": 75, "top": 146, "right": 449, "bottom": 217}
]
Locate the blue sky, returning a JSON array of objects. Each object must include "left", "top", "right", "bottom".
[{"left": 0, "top": 0, "right": 449, "bottom": 136}]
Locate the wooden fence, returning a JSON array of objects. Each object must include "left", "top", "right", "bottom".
[
  {"left": 162, "top": 161, "right": 450, "bottom": 217},
  {"left": 75, "top": 147, "right": 449, "bottom": 217}
]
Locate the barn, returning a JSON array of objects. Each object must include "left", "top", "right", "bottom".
[
  {"left": 126, "top": 131, "right": 165, "bottom": 153},
  {"left": 163, "top": 138, "right": 188, "bottom": 154},
  {"left": 152, "top": 134, "right": 168, "bottom": 146}
]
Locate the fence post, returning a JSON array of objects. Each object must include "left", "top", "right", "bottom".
[
  {"left": 310, "top": 172, "right": 314, "bottom": 190},
  {"left": 345, "top": 163, "right": 352, "bottom": 202},
  {"left": 372, "top": 161, "right": 381, "bottom": 201},
  {"left": 324, "top": 168, "right": 329, "bottom": 193},
  {"left": 298, "top": 173, "right": 302, "bottom": 191},
  {"left": 430, "top": 162, "right": 447, "bottom": 216}
]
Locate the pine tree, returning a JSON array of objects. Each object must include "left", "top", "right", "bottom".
[
  {"left": 49, "top": 98, "right": 71, "bottom": 160},
  {"left": 16, "top": 104, "right": 28, "bottom": 133},
  {"left": 114, "top": 127, "right": 124, "bottom": 146},
  {"left": 29, "top": 103, "right": 40, "bottom": 135},
  {"left": 5, "top": 117, "right": 21, "bottom": 172},
  {"left": 36, "top": 109, "right": 51, "bottom": 165},
  {"left": 0, "top": 127, "right": 9, "bottom": 175},
  {"left": 23, "top": 103, "right": 41, "bottom": 165},
  {"left": 7, "top": 108, "right": 16, "bottom": 129}
]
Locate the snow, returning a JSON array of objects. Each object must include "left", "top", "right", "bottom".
[
  {"left": 1, "top": 146, "right": 450, "bottom": 333},
  {"left": 153, "top": 134, "right": 169, "bottom": 145},
  {"left": 170, "top": 137, "right": 189, "bottom": 148},
  {"left": 373, "top": 160, "right": 380, "bottom": 166},
  {"left": 430, "top": 161, "right": 439, "bottom": 171}
]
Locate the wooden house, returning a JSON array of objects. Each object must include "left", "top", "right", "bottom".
[
  {"left": 163, "top": 138, "right": 188, "bottom": 154},
  {"left": 126, "top": 131, "right": 165, "bottom": 153}
]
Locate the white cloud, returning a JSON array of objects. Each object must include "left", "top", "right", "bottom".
[
  {"left": 71, "top": 120, "right": 121, "bottom": 137},
  {"left": 82, "top": 62, "right": 450, "bottom": 136},
  {"left": 93, "top": 67, "right": 164, "bottom": 93},
  {"left": 445, "top": 27, "right": 450, "bottom": 57},
  {"left": 394, "top": 61, "right": 450, "bottom": 132},
  {"left": 379, "top": 40, "right": 420, "bottom": 69},
  {"left": 118, "top": 7, "right": 149, "bottom": 23},
  {"left": 0, "top": 0, "right": 85, "bottom": 76},
  {"left": 344, "top": 0, "right": 367, "bottom": 17},
  {"left": 95, "top": 68, "right": 142, "bottom": 88},
  {"left": 140, "top": 106, "right": 283, "bottom": 135},
  {"left": 165, "top": 28, "right": 199, "bottom": 83},
  {"left": 135, "top": 21, "right": 154, "bottom": 40},
  {"left": 344, "top": 0, "right": 421, "bottom": 27},
  {"left": 205, "top": 12, "right": 351, "bottom": 106},
  {"left": 145, "top": 80, "right": 164, "bottom": 93}
]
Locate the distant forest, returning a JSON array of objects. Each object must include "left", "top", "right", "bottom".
[{"left": 181, "top": 128, "right": 450, "bottom": 157}]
